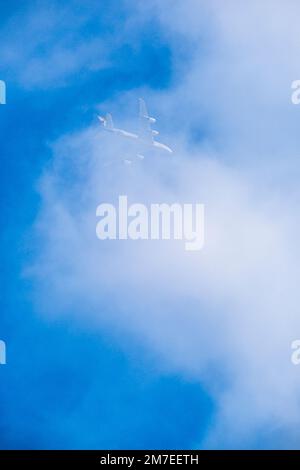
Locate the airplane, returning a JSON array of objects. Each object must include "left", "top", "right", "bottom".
[{"left": 98, "top": 98, "right": 173, "bottom": 162}]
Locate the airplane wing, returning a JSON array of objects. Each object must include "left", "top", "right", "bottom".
[{"left": 138, "top": 98, "right": 156, "bottom": 143}]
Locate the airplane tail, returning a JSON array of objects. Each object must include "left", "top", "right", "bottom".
[
  {"left": 139, "top": 98, "right": 148, "bottom": 118},
  {"left": 98, "top": 113, "right": 114, "bottom": 130}
]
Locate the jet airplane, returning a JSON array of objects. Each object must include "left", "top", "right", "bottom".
[{"left": 98, "top": 98, "right": 172, "bottom": 162}]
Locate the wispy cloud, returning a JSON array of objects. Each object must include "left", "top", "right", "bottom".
[
  {"left": 0, "top": 1, "right": 124, "bottom": 88},
  {"left": 25, "top": 0, "right": 300, "bottom": 449}
]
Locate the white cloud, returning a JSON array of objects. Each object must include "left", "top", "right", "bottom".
[
  {"left": 28, "top": 0, "right": 300, "bottom": 448},
  {"left": 0, "top": 2, "right": 113, "bottom": 88}
]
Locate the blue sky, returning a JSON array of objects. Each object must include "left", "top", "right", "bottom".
[
  {"left": 2, "top": 0, "right": 300, "bottom": 450},
  {"left": 0, "top": 0, "right": 213, "bottom": 450}
]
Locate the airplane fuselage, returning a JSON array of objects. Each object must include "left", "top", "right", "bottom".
[
  {"left": 152, "top": 141, "right": 173, "bottom": 154},
  {"left": 104, "top": 127, "right": 172, "bottom": 154},
  {"left": 99, "top": 99, "right": 173, "bottom": 158}
]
